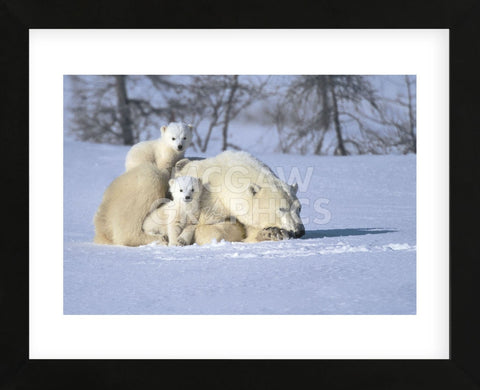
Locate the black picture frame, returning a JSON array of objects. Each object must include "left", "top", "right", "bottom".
[{"left": 2, "top": 0, "right": 479, "bottom": 388}]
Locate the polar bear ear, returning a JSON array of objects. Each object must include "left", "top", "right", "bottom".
[
  {"left": 291, "top": 183, "right": 298, "bottom": 194},
  {"left": 187, "top": 124, "right": 193, "bottom": 129},
  {"left": 175, "top": 158, "right": 191, "bottom": 172},
  {"left": 168, "top": 179, "right": 175, "bottom": 188},
  {"left": 250, "top": 183, "right": 261, "bottom": 196},
  {"left": 161, "top": 125, "right": 168, "bottom": 133}
]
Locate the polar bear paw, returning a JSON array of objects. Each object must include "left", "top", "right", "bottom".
[
  {"left": 257, "top": 227, "right": 291, "bottom": 241},
  {"left": 177, "top": 237, "right": 188, "bottom": 246},
  {"left": 156, "top": 234, "right": 168, "bottom": 245}
]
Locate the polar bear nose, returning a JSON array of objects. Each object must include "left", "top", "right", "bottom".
[
  {"left": 177, "top": 145, "right": 183, "bottom": 150},
  {"left": 294, "top": 225, "right": 306, "bottom": 238},
  {"left": 185, "top": 195, "right": 191, "bottom": 200}
]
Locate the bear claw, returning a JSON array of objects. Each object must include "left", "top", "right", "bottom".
[
  {"left": 257, "top": 227, "right": 291, "bottom": 241},
  {"left": 177, "top": 238, "right": 188, "bottom": 246}
]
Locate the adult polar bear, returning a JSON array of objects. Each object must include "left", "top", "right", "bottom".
[
  {"left": 93, "top": 164, "right": 170, "bottom": 246},
  {"left": 93, "top": 150, "right": 305, "bottom": 246},
  {"left": 174, "top": 151, "right": 305, "bottom": 244}
]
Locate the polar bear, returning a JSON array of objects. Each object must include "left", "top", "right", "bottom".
[
  {"left": 174, "top": 151, "right": 305, "bottom": 244},
  {"left": 94, "top": 150, "right": 304, "bottom": 247},
  {"left": 142, "top": 176, "right": 202, "bottom": 246},
  {"left": 93, "top": 163, "right": 170, "bottom": 246},
  {"left": 125, "top": 122, "right": 193, "bottom": 172}
]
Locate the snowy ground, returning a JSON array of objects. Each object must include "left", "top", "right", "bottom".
[{"left": 64, "top": 139, "right": 416, "bottom": 315}]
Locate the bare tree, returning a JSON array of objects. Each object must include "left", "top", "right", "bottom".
[
  {"left": 221, "top": 75, "right": 239, "bottom": 151},
  {"left": 66, "top": 74, "right": 415, "bottom": 155},
  {"left": 66, "top": 75, "right": 187, "bottom": 145},
  {"left": 114, "top": 76, "right": 133, "bottom": 145},
  {"left": 187, "top": 76, "right": 269, "bottom": 152},
  {"left": 273, "top": 75, "right": 378, "bottom": 155},
  {"left": 326, "top": 76, "right": 348, "bottom": 155},
  {"left": 347, "top": 75, "right": 416, "bottom": 154},
  {"left": 68, "top": 75, "right": 138, "bottom": 144},
  {"left": 404, "top": 75, "right": 417, "bottom": 153}
]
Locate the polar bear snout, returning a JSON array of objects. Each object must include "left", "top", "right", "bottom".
[
  {"left": 293, "top": 225, "right": 306, "bottom": 238},
  {"left": 177, "top": 144, "right": 183, "bottom": 151},
  {"left": 284, "top": 225, "right": 304, "bottom": 239}
]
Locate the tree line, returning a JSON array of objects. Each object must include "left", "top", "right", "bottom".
[{"left": 65, "top": 75, "right": 416, "bottom": 155}]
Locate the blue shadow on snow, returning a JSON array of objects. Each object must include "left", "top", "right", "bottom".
[{"left": 302, "top": 228, "right": 397, "bottom": 239}]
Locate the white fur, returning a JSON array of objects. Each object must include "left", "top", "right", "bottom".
[
  {"left": 93, "top": 164, "right": 170, "bottom": 246},
  {"left": 125, "top": 122, "right": 193, "bottom": 172},
  {"left": 95, "top": 150, "right": 304, "bottom": 247},
  {"left": 142, "top": 176, "right": 202, "bottom": 246},
  {"left": 175, "top": 151, "right": 305, "bottom": 244}
]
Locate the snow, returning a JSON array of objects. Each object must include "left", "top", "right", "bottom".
[{"left": 64, "top": 139, "right": 416, "bottom": 315}]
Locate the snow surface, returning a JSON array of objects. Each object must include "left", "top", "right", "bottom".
[{"left": 64, "top": 139, "right": 416, "bottom": 315}]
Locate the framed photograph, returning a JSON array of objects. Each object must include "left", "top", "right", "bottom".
[
  {"left": 62, "top": 72, "right": 418, "bottom": 318},
  {"left": 31, "top": 28, "right": 445, "bottom": 359},
  {"left": 2, "top": 2, "right": 478, "bottom": 388}
]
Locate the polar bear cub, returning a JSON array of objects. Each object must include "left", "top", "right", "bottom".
[
  {"left": 125, "top": 122, "right": 193, "bottom": 172},
  {"left": 143, "top": 176, "right": 202, "bottom": 246}
]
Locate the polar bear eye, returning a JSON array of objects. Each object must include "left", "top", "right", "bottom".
[
  {"left": 183, "top": 137, "right": 187, "bottom": 140},
  {"left": 279, "top": 208, "right": 288, "bottom": 213},
  {"left": 180, "top": 189, "right": 183, "bottom": 192},
  {"left": 191, "top": 189, "right": 194, "bottom": 192},
  {"left": 172, "top": 137, "right": 176, "bottom": 140}
]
